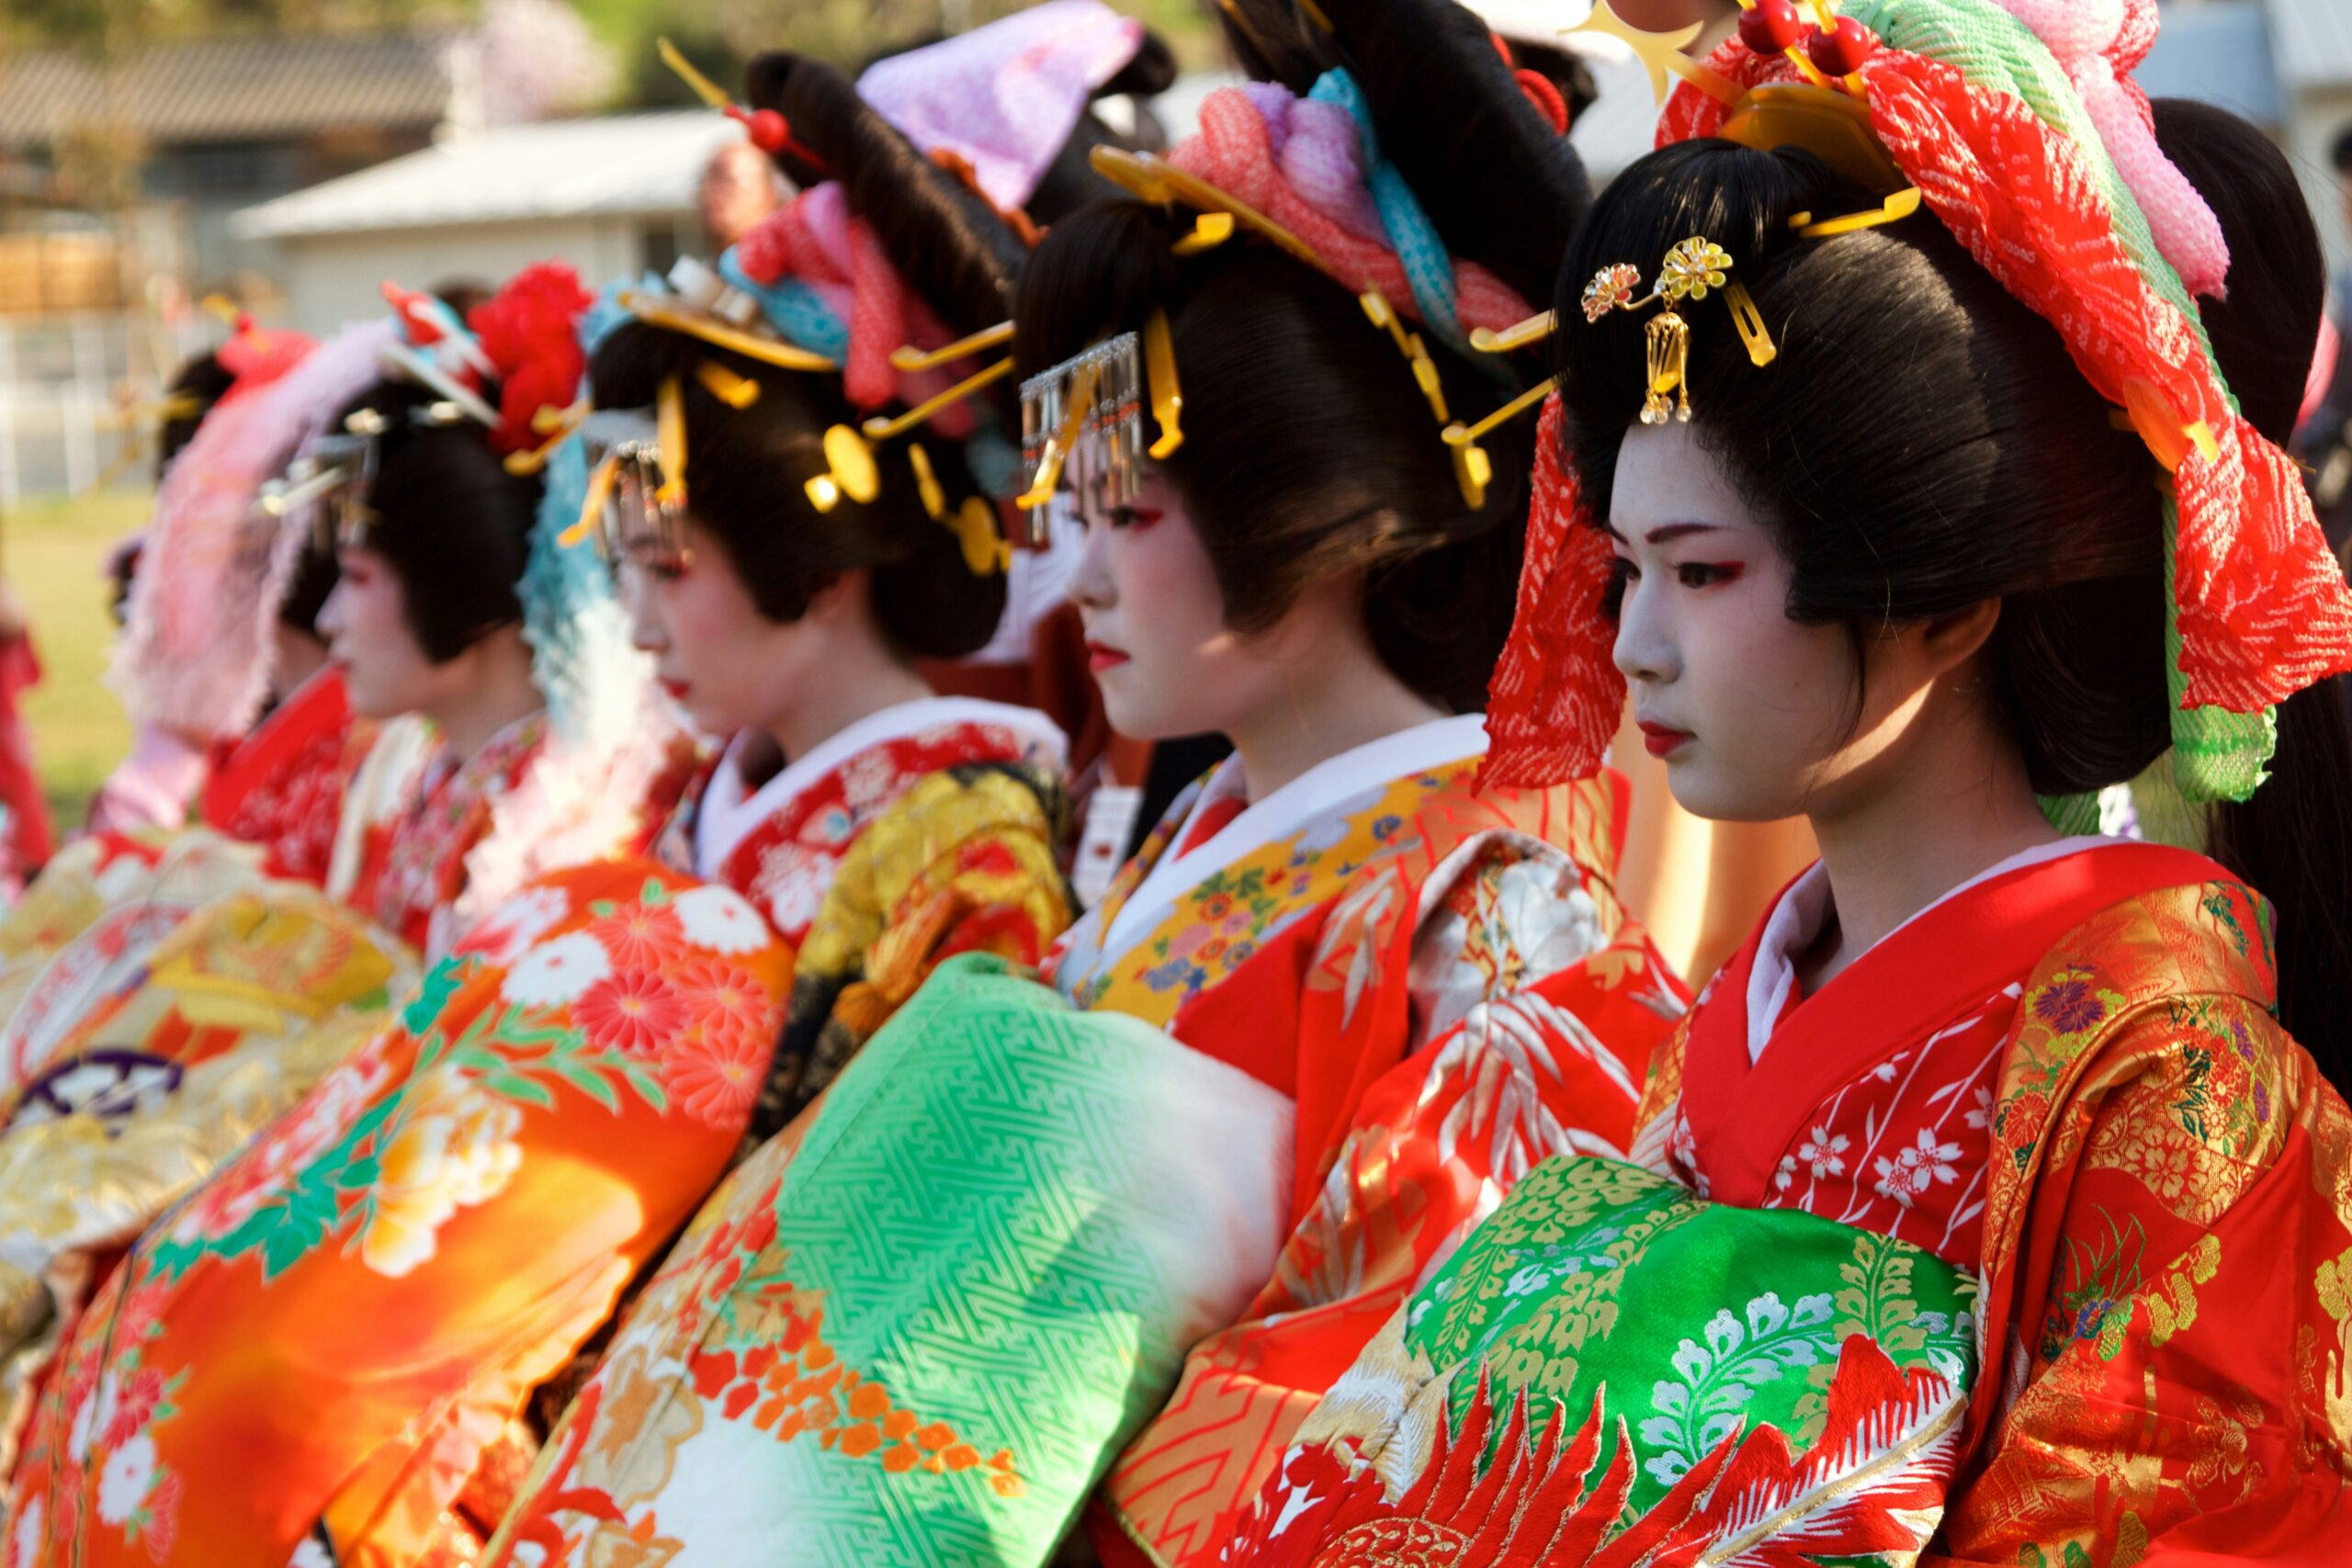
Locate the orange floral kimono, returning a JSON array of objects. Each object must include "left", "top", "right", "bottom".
[
  {"left": 1629, "top": 839, "right": 2352, "bottom": 1561},
  {"left": 1048, "top": 715, "right": 1687, "bottom": 1568},
  {"left": 6, "top": 696, "right": 1072, "bottom": 1568}
]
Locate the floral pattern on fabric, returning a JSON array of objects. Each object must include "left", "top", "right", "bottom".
[
  {"left": 756, "top": 760, "right": 1070, "bottom": 1134},
  {"left": 1630, "top": 855, "right": 2352, "bottom": 1562},
  {"left": 6, "top": 863, "right": 793, "bottom": 1568},
  {"left": 198, "top": 668, "right": 368, "bottom": 887},
  {"left": 1066, "top": 761, "right": 1690, "bottom": 1568},
  {"left": 1216, "top": 1157, "right": 1979, "bottom": 1565},
  {"left": 348, "top": 712, "right": 548, "bottom": 956},
  {"left": 484, "top": 956, "right": 1285, "bottom": 1568},
  {"left": 710, "top": 719, "right": 1062, "bottom": 951}
]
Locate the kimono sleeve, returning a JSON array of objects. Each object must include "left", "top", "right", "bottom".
[
  {"left": 763, "top": 763, "right": 1072, "bottom": 1125},
  {"left": 1938, "top": 995, "right": 2352, "bottom": 1562}
]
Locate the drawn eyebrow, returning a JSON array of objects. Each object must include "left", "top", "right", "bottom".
[{"left": 1646, "top": 522, "right": 1724, "bottom": 545}]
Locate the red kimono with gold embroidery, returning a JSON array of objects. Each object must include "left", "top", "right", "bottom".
[
  {"left": 1633, "top": 839, "right": 2352, "bottom": 1561},
  {"left": 1050, "top": 714, "right": 1687, "bottom": 1568}
]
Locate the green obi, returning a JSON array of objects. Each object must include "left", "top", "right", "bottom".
[{"left": 1389, "top": 1156, "right": 1980, "bottom": 1554}]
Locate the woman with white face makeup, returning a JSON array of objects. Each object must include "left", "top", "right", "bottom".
[
  {"left": 1211, "top": 7, "right": 2352, "bottom": 1563},
  {"left": 989, "top": 4, "right": 1706, "bottom": 1562}
]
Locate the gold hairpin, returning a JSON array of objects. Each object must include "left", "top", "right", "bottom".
[
  {"left": 1790, "top": 186, "right": 1923, "bottom": 237},
  {"left": 860, "top": 356, "right": 1014, "bottom": 441},
  {"left": 902, "top": 441, "right": 1008, "bottom": 575},
  {"left": 1583, "top": 237, "right": 1776, "bottom": 424},
  {"left": 888, "top": 321, "right": 1014, "bottom": 373},
  {"left": 806, "top": 423, "right": 879, "bottom": 513},
  {"left": 1469, "top": 311, "right": 1557, "bottom": 355},
  {"left": 622, "top": 291, "right": 839, "bottom": 374}
]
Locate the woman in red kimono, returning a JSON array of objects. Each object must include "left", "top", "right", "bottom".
[
  {"left": 1012, "top": 4, "right": 1695, "bottom": 1561},
  {"left": 475, "top": 7, "right": 1674, "bottom": 1565},
  {"left": 1211, "top": 3, "right": 2352, "bottom": 1562},
  {"left": 3, "top": 33, "right": 1088, "bottom": 1554}
]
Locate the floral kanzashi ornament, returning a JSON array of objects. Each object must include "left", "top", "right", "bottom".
[
  {"left": 1581, "top": 236, "right": 1771, "bottom": 425},
  {"left": 1657, "top": 237, "right": 1734, "bottom": 302},
  {"left": 1582, "top": 263, "right": 1644, "bottom": 322}
]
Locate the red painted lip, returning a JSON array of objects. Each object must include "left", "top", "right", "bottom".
[
  {"left": 660, "top": 678, "right": 692, "bottom": 703},
  {"left": 1637, "top": 721, "right": 1691, "bottom": 758},
  {"left": 1086, "top": 642, "right": 1129, "bottom": 672}
]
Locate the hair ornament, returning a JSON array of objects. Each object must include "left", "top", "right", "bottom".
[
  {"left": 858, "top": 357, "right": 1015, "bottom": 442},
  {"left": 1469, "top": 310, "right": 1557, "bottom": 355},
  {"left": 806, "top": 423, "right": 880, "bottom": 513},
  {"left": 1172, "top": 212, "right": 1237, "bottom": 256},
  {"left": 1790, "top": 186, "right": 1924, "bottom": 237},
  {"left": 1583, "top": 237, "right": 1777, "bottom": 425},
  {"left": 1013, "top": 301, "right": 1189, "bottom": 529},
  {"left": 660, "top": 35, "right": 829, "bottom": 171},
  {"left": 1016, "top": 331, "right": 1138, "bottom": 525},
  {"left": 503, "top": 395, "right": 594, "bottom": 477},
  {"left": 1483, "top": 0, "right": 2352, "bottom": 806},
  {"left": 1081, "top": 56, "right": 1545, "bottom": 513},
  {"left": 620, "top": 287, "right": 838, "bottom": 375},
  {"left": 888, "top": 321, "right": 1014, "bottom": 373},
  {"left": 1143, "top": 309, "right": 1184, "bottom": 461},
  {"left": 695, "top": 361, "right": 762, "bottom": 409}
]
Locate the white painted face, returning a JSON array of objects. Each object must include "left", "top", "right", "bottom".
[
  {"left": 1606, "top": 420, "right": 1965, "bottom": 823},
  {"left": 1064, "top": 470, "right": 1352, "bottom": 744},
  {"left": 616, "top": 516, "right": 836, "bottom": 742},
  {"left": 316, "top": 548, "right": 467, "bottom": 720}
]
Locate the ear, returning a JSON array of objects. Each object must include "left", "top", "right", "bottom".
[
  {"left": 1916, "top": 596, "right": 2002, "bottom": 682},
  {"left": 802, "top": 567, "right": 866, "bottom": 624}
]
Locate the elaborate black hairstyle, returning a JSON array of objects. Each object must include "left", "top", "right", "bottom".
[
  {"left": 329, "top": 377, "right": 539, "bottom": 664},
  {"left": 588, "top": 48, "right": 1034, "bottom": 661},
  {"left": 1016, "top": 0, "right": 1591, "bottom": 715},
  {"left": 1552, "top": 103, "right": 2352, "bottom": 1081},
  {"left": 155, "top": 350, "right": 238, "bottom": 482}
]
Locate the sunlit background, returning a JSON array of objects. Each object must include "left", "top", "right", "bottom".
[{"left": 0, "top": 0, "right": 2346, "bottom": 823}]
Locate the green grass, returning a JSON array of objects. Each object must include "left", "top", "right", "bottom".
[{"left": 6, "top": 491, "right": 143, "bottom": 832}]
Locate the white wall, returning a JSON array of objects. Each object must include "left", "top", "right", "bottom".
[{"left": 266, "top": 215, "right": 676, "bottom": 335}]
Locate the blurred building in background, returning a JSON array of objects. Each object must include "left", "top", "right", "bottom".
[
  {"left": 2148, "top": 0, "right": 2352, "bottom": 274},
  {"left": 0, "top": 0, "right": 2348, "bottom": 503},
  {"left": 234, "top": 111, "right": 740, "bottom": 334}
]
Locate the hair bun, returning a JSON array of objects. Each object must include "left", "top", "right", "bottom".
[{"left": 742, "top": 50, "right": 1031, "bottom": 333}]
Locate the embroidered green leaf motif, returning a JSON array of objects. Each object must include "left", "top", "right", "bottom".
[
  {"left": 1635, "top": 1289, "right": 1838, "bottom": 1488},
  {"left": 399, "top": 954, "right": 474, "bottom": 1036},
  {"left": 146, "top": 1095, "right": 399, "bottom": 1283}
]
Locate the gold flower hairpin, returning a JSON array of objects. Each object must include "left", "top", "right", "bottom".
[{"left": 1583, "top": 236, "right": 1777, "bottom": 423}]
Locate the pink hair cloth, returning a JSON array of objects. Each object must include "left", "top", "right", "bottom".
[
  {"left": 855, "top": 0, "right": 1146, "bottom": 211},
  {"left": 1996, "top": 0, "right": 2230, "bottom": 299},
  {"left": 1170, "top": 85, "right": 1535, "bottom": 333}
]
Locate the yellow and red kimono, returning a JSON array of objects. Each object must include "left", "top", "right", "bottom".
[
  {"left": 6, "top": 696, "right": 1071, "bottom": 1567},
  {"left": 1049, "top": 714, "right": 1686, "bottom": 1568},
  {"left": 1629, "top": 839, "right": 2352, "bottom": 1560},
  {"left": 198, "top": 666, "right": 368, "bottom": 888}
]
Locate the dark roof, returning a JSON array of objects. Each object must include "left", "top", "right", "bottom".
[{"left": 0, "top": 32, "right": 455, "bottom": 147}]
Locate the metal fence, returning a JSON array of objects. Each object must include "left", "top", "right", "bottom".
[{"left": 0, "top": 310, "right": 212, "bottom": 506}]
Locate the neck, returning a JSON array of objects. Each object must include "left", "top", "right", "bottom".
[
  {"left": 1801, "top": 695, "right": 2058, "bottom": 991},
  {"left": 764, "top": 620, "right": 934, "bottom": 765},
  {"left": 1225, "top": 625, "right": 1448, "bottom": 804},
  {"left": 424, "top": 628, "right": 544, "bottom": 765}
]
